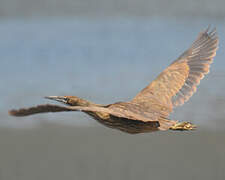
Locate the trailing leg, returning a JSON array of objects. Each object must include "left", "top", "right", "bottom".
[{"left": 169, "top": 121, "right": 196, "bottom": 131}]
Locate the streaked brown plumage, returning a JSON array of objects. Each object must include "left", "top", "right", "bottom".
[{"left": 9, "top": 27, "right": 219, "bottom": 134}]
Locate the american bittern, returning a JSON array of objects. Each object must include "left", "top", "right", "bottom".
[{"left": 9, "top": 27, "right": 218, "bottom": 134}]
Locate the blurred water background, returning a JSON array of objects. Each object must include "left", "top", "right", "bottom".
[{"left": 0, "top": 0, "right": 225, "bottom": 179}]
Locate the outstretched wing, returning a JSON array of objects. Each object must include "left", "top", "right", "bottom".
[
  {"left": 132, "top": 27, "right": 218, "bottom": 111},
  {"left": 9, "top": 104, "right": 72, "bottom": 116},
  {"left": 9, "top": 103, "right": 158, "bottom": 122}
]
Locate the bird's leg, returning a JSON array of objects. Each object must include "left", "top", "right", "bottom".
[{"left": 169, "top": 121, "right": 196, "bottom": 131}]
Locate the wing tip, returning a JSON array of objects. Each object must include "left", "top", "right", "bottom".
[
  {"left": 9, "top": 109, "right": 22, "bottom": 117},
  {"left": 172, "top": 27, "right": 219, "bottom": 108},
  {"left": 203, "top": 26, "right": 218, "bottom": 39}
]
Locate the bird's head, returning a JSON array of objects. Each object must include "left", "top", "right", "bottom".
[{"left": 45, "top": 96, "right": 92, "bottom": 106}]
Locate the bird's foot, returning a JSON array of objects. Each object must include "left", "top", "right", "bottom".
[{"left": 170, "top": 121, "right": 196, "bottom": 131}]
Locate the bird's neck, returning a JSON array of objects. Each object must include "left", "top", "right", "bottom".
[{"left": 67, "top": 97, "right": 102, "bottom": 107}]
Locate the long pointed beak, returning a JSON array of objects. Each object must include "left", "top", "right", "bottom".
[{"left": 45, "top": 96, "right": 68, "bottom": 104}]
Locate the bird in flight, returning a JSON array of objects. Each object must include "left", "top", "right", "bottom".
[{"left": 9, "top": 27, "right": 218, "bottom": 134}]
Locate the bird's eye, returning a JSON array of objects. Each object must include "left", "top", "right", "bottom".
[{"left": 64, "top": 97, "right": 69, "bottom": 103}]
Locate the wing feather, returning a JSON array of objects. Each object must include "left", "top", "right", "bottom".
[
  {"left": 9, "top": 103, "right": 158, "bottom": 122},
  {"left": 9, "top": 104, "right": 72, "bottom": 116},
  {"left": 132, "top": 27, "right": 219, "bottom": 111}
]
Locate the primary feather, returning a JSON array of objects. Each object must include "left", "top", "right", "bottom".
[{"left": 132, "top": 27, "right": 218, "bottom": 111}]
